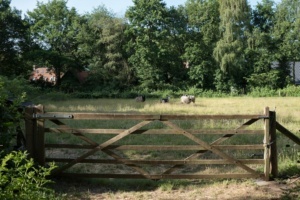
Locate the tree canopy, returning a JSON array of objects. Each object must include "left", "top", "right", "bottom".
[{"left": 0, "top": 0, "right": 297, "bottom": 94}]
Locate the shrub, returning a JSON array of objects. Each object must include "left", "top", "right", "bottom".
[
  {"left": 0, "top": 77, "right": 26, "bottom": 152},
  {"left": 34, "top": 91, "right": 70, "bottom": 101},
  {"left": 248, "top": 87, "right": 278, "bottom": 97},
  {"left": 0, "top": 151, "right": 61, "bottom": 200},
  {"left": 1, "top": 76, "right": 41, "bottom": 100},
  {"left": 278, "top": 85, "right": 300, "bottom": 97}
]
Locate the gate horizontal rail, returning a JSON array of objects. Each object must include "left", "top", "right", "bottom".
[
  {"left": 32, "top": 112, "right": 268, "bottom": 120},
  {"left": 54, "top": 173, "right": 262, "bottom": 180},
  {"left": 45, "top": 144, "right": 264, "bottom": 150}
]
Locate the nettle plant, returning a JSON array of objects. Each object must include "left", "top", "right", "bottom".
[{"left": 0, "top": 151, "right": 59, "bottom": 199}]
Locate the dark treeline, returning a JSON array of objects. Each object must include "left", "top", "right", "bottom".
[{"left": 1, "top": 0, "right": 299, "bottom": 96}]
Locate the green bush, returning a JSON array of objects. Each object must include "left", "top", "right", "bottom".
[
  {"left": 34, "top": 91, "right": 70, "bottom": 101},
  {"left": 0, "top": 151, "right": 61, "bottom": 200},
  {"left": 248, "top": 87, "right": 278, "bottom": 97},
  {"left": 0, "top": 77, "right": 25, "bottom": 152},
  {"left": 0, "top": 76, "right": 41, "bottom": 101},
  {"left": 278, "top": 85, "right": 300, "bottom": 97}
]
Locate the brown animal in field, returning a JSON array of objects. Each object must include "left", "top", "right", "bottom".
[{"left": 135, "top": 95, "right": 145, "bottom": 102}]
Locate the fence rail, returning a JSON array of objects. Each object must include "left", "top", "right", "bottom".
[{"left": 25, "top": 105, "right": 290, "bottom": 181}]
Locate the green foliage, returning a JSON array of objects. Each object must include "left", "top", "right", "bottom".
[
  {"left": 27, "top": 0, "right": 83, "bottom": 87},
  {"left": 184, "top": 0, "right": 220, "bottom": 90},
  {"left": 125, "top": 0, "right": 188, "bottom": 90},
  {"left": 278, "top": 85, "right": 300, "bottom": 97},
  {"left": 0, "top": 151, "right": 60, "bottom": 200},
  {"left": 0, "top": 0, "right": 30, "bottom": 77},
  {"left": 0, "top": 76, "right": 25, "bottom": 151},
  {"left": 247, "top": 87, "right": 278, "bottom": 97},
  {"left": 0, "top": 76, "right": 40, "bottom": 100},
  {"left": 252, "top": 0, "right": 275, "bottom": 33},
  {"left": 81, "top": 7, "right": 133, "bottom": 91},
  {"left": 272, "top": 0, "right": 300, "bottom": 89},
  {"left": 273, "top": 0, "right": 300, "bottom": 62},
  {"left": 34, "top": 91, "right": 70, "bottom": 101},
  {"left": 213, "top": 0, "right": 251, "bottom": 89},
  {"left": 246, "top": 70, "right": 281, "bottom": 90},
  {"left": 245, "top": 0, "right": 276, "bottom": 82},
  {"left": 3, "top": 0, "right": 300, "bottom": 95}
]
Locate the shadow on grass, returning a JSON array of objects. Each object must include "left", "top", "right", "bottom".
[
  {"left": 51, "top": 177, "right": 213, "bottom": 191},
  {"left": 49, "top": 177, "right": 232, "bottom": 199}
]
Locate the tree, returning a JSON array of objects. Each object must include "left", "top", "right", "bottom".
[
  {"left": 27, "top": 0, "right": 82, "bottom": 87},
  {"left": 0, "top": 0, "right": 29, "bottom": 76},
  {"left": 163, "top": 5, "right": 190, "bottom": 89},
  {"left": 213, "top": 0, "right": 251, "bottom": 91},
  {"left": 184, "top": 0, "right": 220, "bottom": 89},
  {"left": 125, "top": 0, "right": 187, "bottom": 91},
  {"left": 252, "top": 0, "right": 276, "bottom": 32},
  {"left": 273, "top": 0, "right": 300, "bottom": 86},
  {"left": 244, "top": 0, "right": 278, "bottom": 89},
  {"left": 80, "top": 6, "right": 133, "bottom": 91}
]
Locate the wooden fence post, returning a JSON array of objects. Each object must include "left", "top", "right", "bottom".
[
  {"left": 24, "top": 105, "right": 45, "bottom": 166},
  {"left": 264, "top": 107, "right": 271, "bottom": 181},
  {"left": 24, "top": 106, "right": 36, "bottom": 159},
  {"left": 269, "top": 111, "right": 278, "bottom": 178},
  {"left": 34, "top": 105, "right": 45, "bottom": 166}
]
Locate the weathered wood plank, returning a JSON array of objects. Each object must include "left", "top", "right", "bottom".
[
  {"left": 269, "top": 111, "right": 278, "bottom": 178},
  {"left": 45, "top": 144, "right": 264, "bottom": 150},
  {"left": 45, "top": 158, "right": 264, "bottom": 165},
  {"left": 44, "top": 112, "right": 266, "bottom": 120},
  {"left": 264, "top": 107, "right": 271, "bottom": 181},
  {"left": 24, "top": 107, "right": 35, "bottom": 159},
  {"left": 35, "top": 105, "right": 45, "bottom": 166},
  {"left": 45, "top": 128, "right": 264, "bottom": 135},
  {"left": 276, "top": 121, "right": 300, "bottom": 145},
  {"left": 55, "top": 173, "right": 262, "bottom": 179}
]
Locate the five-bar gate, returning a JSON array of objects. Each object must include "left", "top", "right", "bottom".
[{"left": 24, "top": 105, "right": 279, "bottom": 181}]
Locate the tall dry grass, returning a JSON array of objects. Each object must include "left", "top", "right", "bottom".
[{"left": 43, "top": 97, "right": 300, "bottom": 132}]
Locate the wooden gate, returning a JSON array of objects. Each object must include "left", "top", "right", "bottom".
[{"left": 24, "top": 106, "right": 279, "bottom": 181}]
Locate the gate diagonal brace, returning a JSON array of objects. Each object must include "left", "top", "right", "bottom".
[
  {"left": 49, "top": 119, "right": 98, "bottom": 146},
  {"left": 52, "top": 120, "right": 153, "bottom": 178},
  {"left": 162, "top": 118, "right": 260, "bottom": 175},
  {"left": 161, "top": 120, "right": 261, "bottom": 178}
]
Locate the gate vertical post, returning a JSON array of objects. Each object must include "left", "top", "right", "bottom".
[
  {"left": 263, "top": 107, "right": 271, "bottom": 181},
  {"left": 24, "top": 106, "right": 36, "bottom": 159},
  {"left": 269, "top": 111, "right": 278, "bottom": 178},
  {"left": 34, "top": 105, "right": 45, "bottom": 166}
]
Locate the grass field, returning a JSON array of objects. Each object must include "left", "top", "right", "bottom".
[
  {"left": 41, "top": 96, "right": 300, "bottom": 135},
  {"left": 39, "top": 97, "right": 300, "bottom": 199}
]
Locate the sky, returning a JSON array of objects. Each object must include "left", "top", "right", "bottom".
[{"left": 10, "top": 0, "right": 282, "bottom": 17}]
